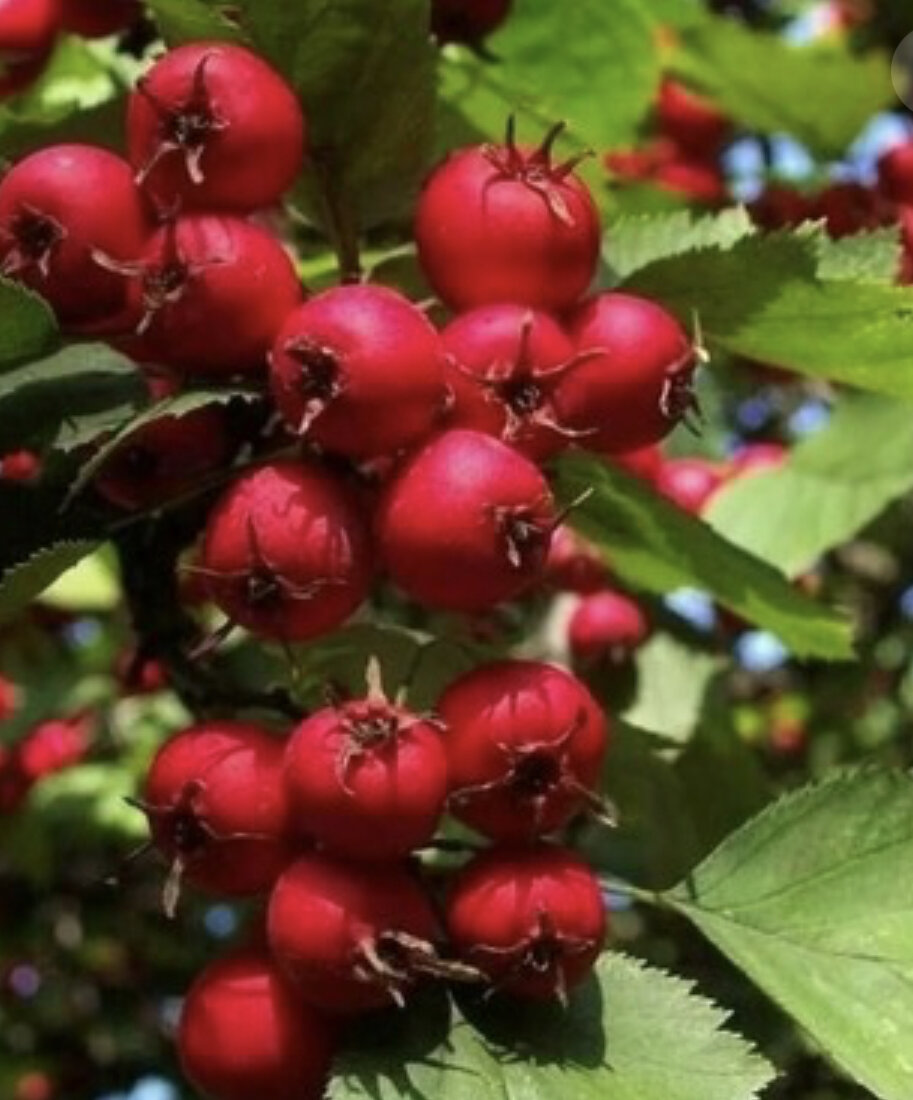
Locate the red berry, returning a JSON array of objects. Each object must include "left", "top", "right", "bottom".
[
  {"left": 1, "top": 450, "right": 41, "bottom": 482},
  {"left": 731, "top": 442, "right": 786, "bottom": 475},
  {"left": 128, "top": 42, "right": 306, "bottom": 212},
  {"left": 652, "top": 155, "right": 727, "bottom": 205},
  {"left": 657, "top": 456, "right": 728, "bottom": 515},
  {"left": 141, "top": 721, "right": 294, "bottom": 908},
  {"left": 284, "top": 661, "right": 448, "bottom": 860},
  {"left": 105, "top": 214, "right": 301, "bottom": 376},
  {"left": 809, "top": 182, "right": 885, "bottom": 240},
  {"left": 878, "top": 143, "right": 913, "bottom": 206},
  {"left": 606, "top": 443, "right": 663, "bottom": 483},
  {"left": 270, "top": 284, "right": 445, "bottom": 460},
  {"left": 94, "top": 405, "right": 232, "bottom": 510},
  {"left": 268, "top": 852, "right": 438, "bottom": 1014},
  {"left": 377, "top": 430, "right": 556, "bottom": 613},
  {"left": 438, "top": 659, "right": 608, "bottom": 841},
  {"left": 553, "top": 292, "right": 698, "bottom": 454},
  {"left": 0, "top": 747, "right": 30, "bottom": 814},
  {"left": 544, "top": 524, "right": 609, "bottom": 595},
  {"left": 0, "top": 674, "right": 18, "bottom": 721},
  {"left": 13, "top": 1071, "right": 55, "bottom": 1100},
  {"left": 569, "top": 590, "right": 650, "bottom": 664},
  {"left": 431, "top": 0, "right": 511, "bottom": 44},
  {"left": 19, "top": 713, "right": 92, "bottom": 780},
  {"left": 0, "top": 144, "right": 149, "bottom": 327},
  {"left": 59, "top": 0, "right": 139, "bottom": 37},
  {"left": 0, "top": 0, "right": 58, "bottom": 97},
  {"left": 178, "top": 947, "right": 334, "bottom": 1100},
  {"left": 200, "top": 461, "right": 373, "bottom": 643},
  {"left": 115, "top": 648, "right": 169, "bottom": 695},
  {"left": 415, "top": 122, "right": 600, "bottom": 313},
  {"left": 749, "top": 184, "right": 812, "bottom": 232},
  {"left": 656, "top": 78, "right": 731, "bottom": 159},
  {"left": 446, "top": 845, "right": 606, "bottom": 1000},
  {"left": 441, "top": 304, "right": 588, "bottom": 461}
]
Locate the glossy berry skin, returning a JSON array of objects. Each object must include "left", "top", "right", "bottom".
[
  {"left": 656, "top": 78, "right": 731, "bottom": 159},
  {"left": 0, "top": 0, "right": 59, "bottom": 97},
  {"left": 438, "top": 659, "right": 608, "bottom": 841},
  {"left": 114, "top": 215, "right": 301, "bottom": 376},
  {"left": 268, "top": 852, "right": 438, "bottom": 1014},
  {"left": 446, "top": 846, "right": 606, "bottom": 1000},
  {"left": 554, "top": 292, "right": 697, "bottom": 454},
  {"left": 270, "top": 284, "right": 446, "bottom": 460},
  {"left": 569, "top": 590, "right": 650, "bottom": 664},
  {"left": 200, "top": 461, "right": 372, "bottom": 643},
  {"left": 657, "top": 457, "right": 728, "bottom": 515},
  {"left": 377, "top": 430, "right": 556, "bottom": 614},
  {"left": 0, "top": 145, "right": 149, "bottom": 327},
  {"left": 142, "top": 721, "right": 294, "bottom": 902},
  {"left": 284, "top": 696, "right": 448, "bottom": 860},
  {"left": 128, "top": 42, "right": 306, "bottom": 212},
  {"left": 178, "top": 948, "right": 334, "bottom": 1100},
  {"left": 441, "top": 304, "right": 583, "bottom": 461},
  {"left": 544, "top": 524, "right": 609, "bottom": 595},
  {"left": 415, "top": 125, "right": 600, "bottom": 312},
  {"left": 1, "top": 450, "right": 41, "bottom": 482},
  {"left": 878, "top": 143, "right": 913, "bottom": 206},
  {"left": 94, "top": 405, "right": 231, "bottom": 510},
  {"left": 431, "top": 0, "right": 511, "bottom": 44},
  {"left": 59, "top": 0, "right": 139, "bottom": 37}
]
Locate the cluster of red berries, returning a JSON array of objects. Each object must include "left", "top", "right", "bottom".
[
  {"left": 606, "top": 78, "right": 733, "bottom": 206},
  {"left": 141, "top": 652, "right": 610, "bottom": 1099},
  {"left": 0, "top": 0, "right": 142, "bottom": 98}
]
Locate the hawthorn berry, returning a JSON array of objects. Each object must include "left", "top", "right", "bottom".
[
  {"left": 607, "top": 443, "right": 663, "bottom": 483},
  {"left": 0, "top": 674, "right": 18, "bottom": 722},
  {"left": 139, "top": 720, "right": 294, "bottom": 913},
  {"left": 178, "top": 947, "right": 334, "bottom": 1100},
  {"left": 657, "top": 456, "right": 728, "bottom": 515},
  {"left": 199, "top": 461, "right": 373, "bottom": 644},
  {"left": 99, "top": 214, "right": 302, "bottom": 376},
  {"left": 446, "top": 845, "right": 606, "bottom": 1000},
  {"left": 18, "top": 713, "right": 92, "bottom": 780},
  {"left": 438, "top": 659, "right": 608, "bottom": 841},
  {"left": 269, "top": 284, "right": 446, "bottom": 460},
  {"left": 544, "top": 524, "right": 610, "bottom": 595},
  {"left": 0, "top": 144, "right": 149, "bottom": 327},
  {"left": 268, "top": 852, "right": 442, "bottom": 1014},
  {"left": 284, "top": 660, "right": 448, "bottom": 860},
  {"left": 731, "top": 442, "right": 786, "bottom": 475},
  {"left": 0, "top": 0, "right": 59, "bottom": 97},
  {"left": 0, "top": 450, "right": 41, "bottom": 482},
  {"left": 656, "top": 78, "right": 731, "bottom": 159},
  {"left": 441, "top": 304, "right": 592, "bottom": 461},
  {"left": 878, "top": 142, "right": 913, "bottom": 206},
  {"left": 568, "top": 590, "right": 650, "bottom": 665},
  {"left": 415, "top": 120, "right": 601, "bottom": 312},
  {"left": 94, "top": 404, "right": 232, "bottom": 510},
  {"left": 553, "top": 292, "right": 699, "bottom": 454},
  {"left": 59, "top": 0, "right": 139, "bottom": 37},
  {"left": 127, "top": 42, "right": 306, "bottom": 211},
  {"left": 430, "top": 0, "right": 512, "bottom": 45},
  {"left": 377, "top": 429, "right": 557, "bottom": 613}
]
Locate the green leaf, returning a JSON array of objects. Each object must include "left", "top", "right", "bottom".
[
  {"left": 38, "top": 547, "right": 120, "bottom": 613},
  {"left": 604, "top": 208, "right": 756, "bottom": 283},
  {"left": 143, "top": 0, "right": 242, "bottom": 43},
  {"left": 0, "top": 343, "right": 147, "bottom": 453},
  {"left": 816, "top": 226, "right": 903, "bottom": 284},
  {"left": 673, "top": 19, "right": 893, "bottom": 158},
  {"left": 0, "top": 278, "right": 58, "bottom": 368},
  {"left": 238, "top": 0, "right": 436, "bottom": 235},
  {"left": 554, "top": 453, "right": 854, "bottom": 661},
  {"left": 330, "top": 954, "right": 774, "bottom": 1100},
  {"left": 625, "top": 231, "right": 913, "bottom": 399},
  {"left": 706, "top": 393, "right": 913, "bottom": 577},
  {"left": 623, "top": 634, "right": 722, "bottom": 743},
  {"left": 0, "top": 91, "right": 127, "bottom": 161},
  {"left": 0, "top": 540, "right": 98, "bottom": 625},
  {"left": 667, "top": 769, "right": 913, "bottom": 1100}
]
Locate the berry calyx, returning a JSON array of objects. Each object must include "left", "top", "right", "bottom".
[
  {"left": 0, "top": 144, "right": 149, "bottom": 327},
  {"left": 96, "top": 214, "right": 301, "bottom": 376},
  {"left": 553, "top": 292, "right": 700, "bottom": 454},
  {"left": 267, "top": 852, "right": 448, "bottom": 1014},
  {"left": 269, "top": 284, "right": 446, "bottom": 460},
  {"left": 138, "top": 721, "right": 294, "bottom": 914},
  {"left": 438, "top": 659, "right": 609, "bottom": 841},
  {"left": 568, "top": 590, "right": 650, "bottom": 665},
  {"left": 446, "top": 845, "right": 607, "bottom": 1000},
  {"left": 377, "top": 430, "right": 557, "bottom": 613},
  {"left": 127, "top": 42, "right": 306, "bottom": 211},
  {"left": 415, "top": 120, "right": 601, "bottom": 312},
  {"left": 178, "top": 947, "right": 334, "bottom": 1100},
  {"left": 198, "top": 461, "right": 373, "bottom": 644},
  {"left": 284, "top": 659, "right": 449, "bottom": 860},
  {"left": 441, "top": 304, "right": 595, "bottom": 461}
]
